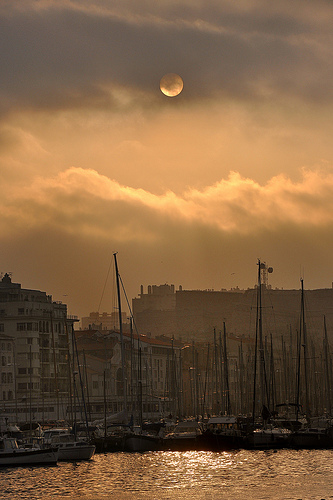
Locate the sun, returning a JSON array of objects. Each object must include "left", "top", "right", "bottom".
[{"left": 160, "top": 73, "right": 184, "bottom": 97}]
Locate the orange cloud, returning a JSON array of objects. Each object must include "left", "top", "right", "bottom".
[{"left": 2, "top": 166, "right": 333, "bottom": 241}]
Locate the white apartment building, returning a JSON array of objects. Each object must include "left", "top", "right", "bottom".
[
  {"left": 0, "top": 333, "right": 15, "bottom": 404},
  {"left": 0, "top": 273, "right": 78, "bottom": 423}
]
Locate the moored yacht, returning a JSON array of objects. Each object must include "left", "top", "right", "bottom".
[
  {"left": 200, "top": 416, "right": 247, "bottom": 451},
  {"left": 162, "top": 420, "right": 204, "bottom": 451},
  {"left": 42, "top": 428, "right": 95, "bottom": 461},
  {"left": 245, "top": 425, "right": 292, "bottom": 449},
  {"left": 0, "top": 436, "right": 58, "bottom": 467}
]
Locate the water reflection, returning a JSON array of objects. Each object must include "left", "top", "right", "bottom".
[{"left": 1, "top": 450, "right": 333, "bottom": 499}]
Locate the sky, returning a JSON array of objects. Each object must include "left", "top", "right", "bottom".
[{"left": 1, "top": 0, "right": 333, "bottom": 318}]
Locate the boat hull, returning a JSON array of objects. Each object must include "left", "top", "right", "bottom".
[
  {"left": 124, "top": 435, "right": 161, "bottom": 452},
  {"left": 0, "top": 447, "right": 58, "bottom": 467},
  {"left": 245, "top": 429, "right": 292, "bottom": 449},
  {"left": 57, "top": 444, "right": 95, "bottom": 461},
  {"left": 290, "top": 431, "right": 333, "bottom": 449},
  {"left": 199, "top": 432, "right": 243, "bottom": 451}
]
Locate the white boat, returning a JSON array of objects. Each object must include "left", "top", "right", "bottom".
[
  {"left": 0, "top": 437, "right": 58, "bottom": 467},
  {"left": 42, "top": 429, "right": 95, "bottom": 461}
]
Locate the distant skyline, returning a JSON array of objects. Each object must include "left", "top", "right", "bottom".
[{"left": 1, "top": 1, "right": 333, "bottom": 318}]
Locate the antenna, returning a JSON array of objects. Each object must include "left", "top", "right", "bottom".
[{"left": 260, "top": 262, "right": 273, "bottom": 287}]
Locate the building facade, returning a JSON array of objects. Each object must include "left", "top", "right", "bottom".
[
  {"left": 133, "top": 283, "right": 333, "bottom": 345},
  {"left": 80, "top": 311, "right": 129, "bottom": 331},
  {"left": 74, "top": 329, "right": 183, "bottom": 421},
  {"left": 0, "top": 273, "right": 78, "bottom": 423},
  {"left": 0, "top": 333, "right": 15, "bottom": 404}
]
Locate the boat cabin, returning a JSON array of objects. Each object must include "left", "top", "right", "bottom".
[{"left": 0, "top": 437, "right": 19, "bottom": 451}]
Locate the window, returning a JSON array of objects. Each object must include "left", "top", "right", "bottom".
[
  {"left": 1, "top": 356, "right": 6, "bottom": 367},
  {"left": 18, "top": 308, "right": 24, "bottom": 315},
  {"left": 0, "top": 324, "right": 4, "bottom": 332},
  {"left": 7, "top": 373, "right": 13, "bottom": 383},
  {"left": 17, "top": 323, "right": 26, "bottom": 331},
  {"left": 27, "top": 338, "right": 33, "bottom": 345},
  {"left": 18, "top": 368, "right": 27, "bottom": 375},
  {"left": 1, "top": 373, "right": 6, "bottom": 383}
]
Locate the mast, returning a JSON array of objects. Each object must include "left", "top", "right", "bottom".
[
  {"left": 223, "top": 322, "right": 231, "bottom": 415},
  {"left": 50, "top": 312, "right": 59, "bottom": 421},
  {"left": 252, "top": 260, "right": 261, "bottom": 424},
  {"left": 301, "top": 278, "right": 310, "bottom": 419},
  {"left": 323, "top": 316, "right": 332, "bottom": 415},
  {"left": 73, "top": 325, "right": 90, "bottom": 439},
  {"left": 202, "top": 343, "right": 210, "bottom": 418},
  {"left": 213, "top": 328, "right": 219, "bottom": 414},
  {"left": 219, "top": 331, "right": 224, "bottom": 415},
  {"left": 83, "top": 350, "right": 91, "bottom": 421},
  {"left": 258, "top": 262, "right": 267, "bottom": 410},
  {"left": 138, "top": 347, "right": 143, "bottom": 428},
  {"left": 296, "top": 278, "right": 309, "bottom": 420},
  {"left": 113, "top": 252, "right": 128, "bottom": 412}
]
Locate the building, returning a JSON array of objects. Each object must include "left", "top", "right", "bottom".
[
  {"left": 0, "top": 333, "right": 15, "bottom": 404},
  {"left": 132, "top": 284, "right": 178, "bottom": 338},
  {"left": 0, "top": 273, "right": 78, "bottom": 423},
  {"left": 74, "top": 328, "right": 183, "bottom": 421},
  {"left": 80, "top": 311, "right": 129, "bottom": 331},
  {"left": 133, "top": 283, "right": 333, "bottom": 345}
]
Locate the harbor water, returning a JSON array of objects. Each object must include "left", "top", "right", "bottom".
[{"left": 1, "top": 449, "right": 333, "bottom": 500}]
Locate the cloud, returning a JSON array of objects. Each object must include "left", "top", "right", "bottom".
[
  {"left": 1, "top": 0, "right": 333, "bottom": 117},
  {"left": 2, "top": 166, "right": 333, "bottom": 241},
  {"left": 1, "top": 164, "right": 333, "bottom": 316}
]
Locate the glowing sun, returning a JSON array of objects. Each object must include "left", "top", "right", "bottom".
[{"left": 160, "top": 73, "right": 184, "bottom": 97}]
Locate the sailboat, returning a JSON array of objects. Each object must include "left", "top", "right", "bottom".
[
  {"left": 200, "top": 325, "right": 247, "bottom": 451},
  {"left": 42, "top": 427, "right": 95, "bottom": 461},
  {"left": 246, "top": 260, "right": 292, "bottom": 449},
  {"left": 43, "top": 324, "right": 96, "bottom": 461},
  {"left": 0, "top": 436, "right": 58, "bottom": 467},
  {"left": 111, "top": 253, "right": 163, "bottom": 452},
  {"left": 289, "top": 287, "right": 333, "bottom": 449},
  {"left": 123, "top": 346, "right": 162, "bottom": 451}
]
